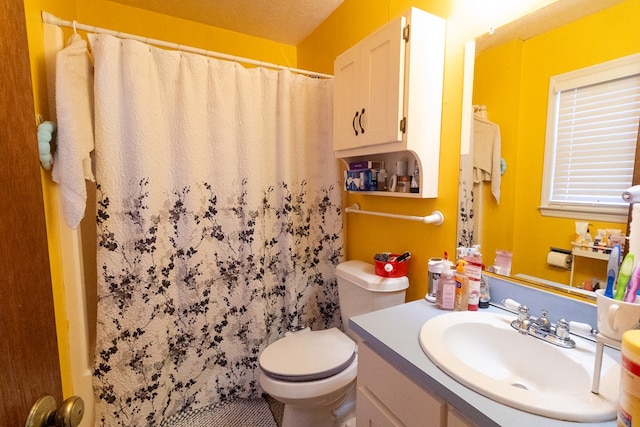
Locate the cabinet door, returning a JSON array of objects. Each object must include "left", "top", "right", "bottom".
[
  {"left": 358, "top": 15, "right": 406, "bottom": 148},
  {"left": 334, "top": 48, "right": 361, "bottom": 150},
  {"left": 447, "top": 407, "right": 478, "bottom": 427},
  {"left": 333, "top": 15, "right": 406, "bottom": 152},
  {"left": 356, "top": 388, "right": 404, "bottom": 427},
  {"left": 357, "top": 343, "right": 445, "bottom": 426}
]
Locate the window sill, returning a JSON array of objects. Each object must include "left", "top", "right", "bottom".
[{"left": 538, "top": 205, "right": 628, "bottom": 223}]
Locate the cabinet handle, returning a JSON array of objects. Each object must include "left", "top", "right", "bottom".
[
  {"left": 359, "top": 108, "right": 365, "bottom": 134},
  {"left": 352, "top": 111, "right": 359, "bottom": 136}
]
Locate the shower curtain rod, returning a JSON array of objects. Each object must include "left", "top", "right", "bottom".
[
  {"left": 41, "top": 11, "right": 333, "bottom": 79},
  {"left": 344, "top": 203, "right": 445, "bottom": 225}
]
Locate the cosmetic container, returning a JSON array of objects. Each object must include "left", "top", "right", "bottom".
[
  {"left": 436, "top": 269, "right": 456, "bottom": 310},
  {"left": 454, "top": 260, "right": 468, "bottom": 311}
]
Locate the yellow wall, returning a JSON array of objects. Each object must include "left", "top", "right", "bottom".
[
  {"left": 474, "top": 0, "right": 640, "bottom": 286},
  {"left": 472, "top": 38, "right": 522, "bottom": 276},
  {"left": 300, "top": 0, "right": 470, "bottom": 303},
  {"left": 298, "top": 0, "right": 564, "bottom": 302}
]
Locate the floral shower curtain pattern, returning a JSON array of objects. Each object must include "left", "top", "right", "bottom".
[{"left": 88, "top": 34, "right": 343, "bottom": 426}]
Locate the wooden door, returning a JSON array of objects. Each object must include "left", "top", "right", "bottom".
[{"left": 0, "top": 0, "right": 64, "bottom": 424}]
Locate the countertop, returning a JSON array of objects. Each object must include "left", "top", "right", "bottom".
[{"left": 349, "top": 298, "right": 619, "bottom": 427}]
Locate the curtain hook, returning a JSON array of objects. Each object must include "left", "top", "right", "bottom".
[{"left": 72, "top": 20, "right": 78, "bottom": 35}]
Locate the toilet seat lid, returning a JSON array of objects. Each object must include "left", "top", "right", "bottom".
[{"left": 259, "top": 328, "right": 356, "bottom": 381}]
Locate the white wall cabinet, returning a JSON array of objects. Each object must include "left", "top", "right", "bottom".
[
  {"left": 356, "top": 342, "right": 477, "bottom": 427},
  {"left": 333, "top": 15, "right": 406, "bottom": 152},
  {"left": 333, "top": 8, "right": 446, "bottom": 198}
]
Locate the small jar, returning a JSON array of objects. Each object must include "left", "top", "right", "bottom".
[
  {"left": 619, "top": 330, "right": 640, "bottom": 426},
  {"left": 396, "top": 175, "right": 411, "bottom": 193}
]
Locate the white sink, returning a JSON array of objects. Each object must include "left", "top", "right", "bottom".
[{"left": 419, "top": 311, "right": 619, "bottom": 422}]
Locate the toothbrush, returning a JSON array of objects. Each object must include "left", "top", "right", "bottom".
[
  {"left": 604, "top": 244, "right": 620, "bottom": 298},
  {"left": 625, "top": 264, "right": 640, "bottom": 302},
  {"left": 614, "top": 252, "right": 634, "bottom": 300}
]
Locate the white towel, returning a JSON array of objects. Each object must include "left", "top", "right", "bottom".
[
  {"left": 52, "top": 34, "right": 95, "bottom": 229},
  {"left": 472, "top": 116, "right": 501, "bottom": 204}
]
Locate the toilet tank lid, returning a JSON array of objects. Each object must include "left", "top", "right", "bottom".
[{"left": 336, "top": 260, "right": 409, "bottom": 292}]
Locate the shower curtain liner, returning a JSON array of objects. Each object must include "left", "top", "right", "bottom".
[{"left": 83, "top": 33, "right": 343, "bottom": 426}]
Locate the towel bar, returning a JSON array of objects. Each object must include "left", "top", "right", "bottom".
[{"left": 344, "top": 203, "right": 444, "bottom": 225}]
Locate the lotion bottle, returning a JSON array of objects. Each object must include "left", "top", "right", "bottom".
[
  {"left": 437, "top": 269, "right": 456, "bottom": 310},
  {"left": 454, "top": 260, "right": 469, "bottom": 311}
]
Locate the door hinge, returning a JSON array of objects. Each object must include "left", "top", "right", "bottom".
[
  {"left": 400, "top": 117, "right": 407, "bottom": 133},
  {"left": 403, "top": 25, "right": 410, "bottom": 42}
]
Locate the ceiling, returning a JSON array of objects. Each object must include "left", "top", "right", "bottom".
[
  {"left": 475, "top": 0, "right": 627, "bottom": 52},
  {"left": 109, "top": 0, "right": 344, "bottom": 45}
]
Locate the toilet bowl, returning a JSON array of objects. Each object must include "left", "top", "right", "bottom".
[
  {"left": 258, "top": 260, "right": 409, "bottom": 427},
  {"left": 259, "top": 328, "right": 358, "bottom": 426}
]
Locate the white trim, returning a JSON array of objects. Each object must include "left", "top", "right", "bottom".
[
  {"left": 550, "top": 53, "right": 640, "bottom": 93},
  {"left": 538, "top": 205, "right": 628, "bottom": 223},
  {"left": 460, "top": 40, "right": 476, "bottom": 156}
]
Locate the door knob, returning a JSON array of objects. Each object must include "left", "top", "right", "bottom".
[{"left": 26, "top": 395, "right": 84, "bottom": 427}]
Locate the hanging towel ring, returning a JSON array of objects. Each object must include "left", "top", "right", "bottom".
[{"left": 72, "top": 20, "right": 78, "bottom": 34}]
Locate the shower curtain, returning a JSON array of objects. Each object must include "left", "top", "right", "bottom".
[{"left": 88, "top": 34, "right": 343, "bottom": 426}]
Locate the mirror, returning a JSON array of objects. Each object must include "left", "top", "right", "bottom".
[{"left": 458, "top": 0, "right": 638, "bottom": 295}]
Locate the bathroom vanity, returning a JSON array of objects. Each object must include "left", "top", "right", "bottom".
[{"left": 350, "top": 276, "right": 619, "bottom": 427}]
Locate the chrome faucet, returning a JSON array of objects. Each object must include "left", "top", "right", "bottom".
[
  {"left": 510, "top": 305, "right": 576, "bottom": 348},
  {"left": 531, "top": 309, "right": 552, "bottom": 333}
]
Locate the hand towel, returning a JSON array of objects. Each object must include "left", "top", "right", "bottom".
[
  {"left": 52, "top": 34, "right": 95, "bottom": 229},
  {"left": 472, "top": 116, "right": 501, "bottom": 204}
]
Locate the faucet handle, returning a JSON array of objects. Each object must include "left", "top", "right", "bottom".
[
  {"left": 517, "top": 305, "right": 530, "bottom": 322},
  {"left": 568, "top": 321, "right": 596, "bottom": 336},
  {"left": 535, "top": 310, "right": 552, "bottom": 331},
  {"left": 503, "top": 298, "right": 522, "bottom": 311},
  {"left": 556, "top": 318, "right": 570, "bottom": 340}
]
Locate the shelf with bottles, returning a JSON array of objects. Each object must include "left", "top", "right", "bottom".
[
  {"left": 341, "top": 151, "right": 437, "bottom": 199},
  {"left": 570, "top": 242, "right": 612, "bottom": 261}
]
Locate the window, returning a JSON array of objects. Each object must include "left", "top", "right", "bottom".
[{"left": 540, "top": 53, "right": 640, "bottom": 222}]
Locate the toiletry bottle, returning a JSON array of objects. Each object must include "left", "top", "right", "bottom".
[
  {"left": 437, "top": 269, "right": 456, "bottom": 310},
  {"left": 377, "top": 169, "right": 388, "bottom": 191},
  {"left": 479, "top": 274, "right": 491, "bottom": 308},
  {"left": 467, "top": 279, "right": 480, "bottom": 311},
  {"left": 410, "top": 159, "right": 420, "bottom": 193},
  {"left": 464, "top": 252, "right": 483, "bottom": 311},
  {"left": 454, "top": 260, "right": 469, "bottom": 311}
]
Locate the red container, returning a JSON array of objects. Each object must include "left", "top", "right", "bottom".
[{"left": 374, "top": 254, "right": 410, "bottom": 278}]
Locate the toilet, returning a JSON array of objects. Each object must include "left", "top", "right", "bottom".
[{"left": 259, "top": 260, "right": 409, "bottom": 427}]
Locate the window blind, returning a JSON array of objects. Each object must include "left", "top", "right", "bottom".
[{"left": 550, "top": 73, "right": 640, "bottom": 207}]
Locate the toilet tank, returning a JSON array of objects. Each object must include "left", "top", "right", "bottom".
[{"left": 336, "top": 260, "right": 409, "bottom": 340}]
